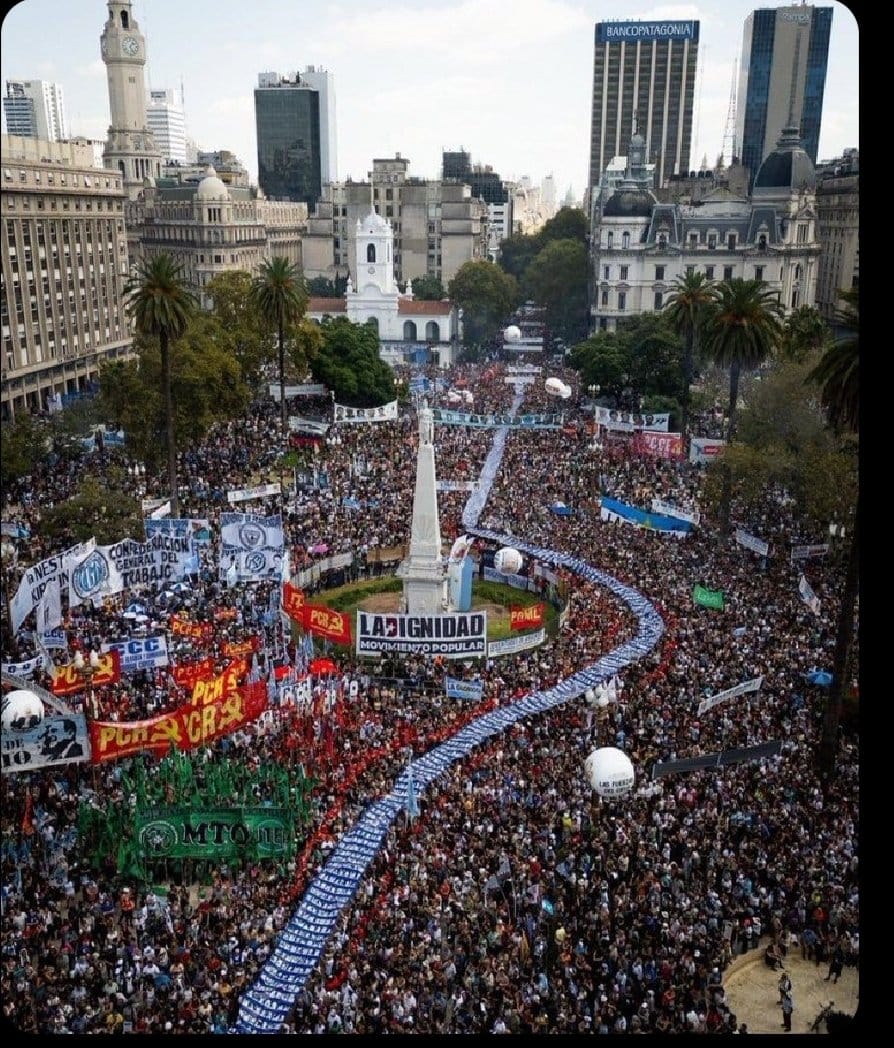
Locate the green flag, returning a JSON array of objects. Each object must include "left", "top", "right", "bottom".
[{"left": 693, "top": 584, "right": 724, "bottom": 610}]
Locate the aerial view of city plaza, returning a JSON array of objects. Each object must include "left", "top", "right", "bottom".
[{"left": 1, "top": 1, "right": 859, "bottom": 1035}]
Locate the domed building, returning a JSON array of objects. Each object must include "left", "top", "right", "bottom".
[{"left": 589, "top": 127, "right": 819, "bottom": 333}]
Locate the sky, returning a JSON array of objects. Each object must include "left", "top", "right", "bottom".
[{"left": 1, "top": 0, "right": 859, "bottom": 201}]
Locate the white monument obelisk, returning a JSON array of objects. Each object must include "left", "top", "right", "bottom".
[{"left": 397, "top": 399, "right": 445, "bottom": 614}]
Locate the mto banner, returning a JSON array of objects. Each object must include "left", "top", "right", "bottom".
[{"left": 356, "top": 611, "right": 487, "bottom": 658}]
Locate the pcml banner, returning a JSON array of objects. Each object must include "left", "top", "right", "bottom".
[
  {"left": 302, "top": 604, "right": 352, "bottom": 645},
  {"left": 333, "top": 400, "right": 398, "bottom": 423},
  {"left": 594, "top": 407, "right": 670, "bottom": 432},
  {"left": 101, "top": 634, "right": 169, "bottom": 673},
  {"left": 2, "top": 713, "right": 89, "bottom": 773},
  {"left": 633, "top": 430, "right": 683, "bottom": 459},
  {"left": 735, "top": 529, "right": 769, "bottom": 557},
  {"left": 690, "top": 437, "right": 726, "bottom": 464},
  {"left": 651, "top": 499, "right": 700, "bottom": 526},
  {"left": 488, "top": 627, "right": 546, "bottom": 658},
  {"left": 356, "top": 611, "right": 487, "bottom": 658},
  {"left": 50, "top": 651, "right": 121, "bottom": 696},
  {"left": 510, "top": 603, "right": 545, "bottom": 630},
  {"left": 697, "top": 675, "right": 764, "bottom": 715},
  {"left": 226, "top": 483, "right": 281, "bottom": 505},
  {"left": 89, "top": 683, "right": 267, "bottom": 763},
  {"left": 136, "top": 806, "right": 293, "bottom": 860},
  {"left": 431, "top": 408, "right": 564, "bottom": 429},
  {"left": 445, "top": 677, "right": 484, "bottom": 701}
]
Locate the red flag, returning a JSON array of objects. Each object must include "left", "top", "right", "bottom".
[{"left": 22, "top": 791, "right": 35, "bottom": 836}]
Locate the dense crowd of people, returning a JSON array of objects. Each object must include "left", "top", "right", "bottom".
[{"left": 1, "top": 359, "right": 858, "bottom": 1034}]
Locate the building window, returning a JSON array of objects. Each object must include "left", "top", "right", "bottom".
[
  {"left": 705, "top": 266, "right": 714, "bottom": 279},
  {"left": 654, "top": 291, "right": 663, "bottom": 310},
  {"left": 603, "top": 265, "right": 610, "bottom": 280},
  {"left": 797, "top": 224, "right": 808, "bottom": 244},
  {"left": 622, "top": 232, "right": 630, "bottom": 249},
  {"left": 658, "top": 234, "right": 667, "bottom": 249},
  {"left": 727, "top": 233, "right": 736, "bottom": 250},
  {"left": 754, "top": 265, "right": 764, "bottom": 281},
  {"left": 685, "top": 265, "right": 694, "bottom": 276},
  {"left": 601, "top": 289, "right": 608, "bottom": 306},
  {"left": 619, "top": 265, "right": 628, "bottom": 280},
  {"left": 655, "top": 265, "right": 665, "bottom": 280},
  {"left": 607, "top": 231, "right": 614, "bottom": 249},
  {"left": 367, "top": 243, "right": 376, "bottom": 263},
  {"left": 707, "top": 233, "right": 717, "bottom": 249},
  {"left": 617, "top": 292, "right": 626, "bottom": 311},
  {"left": 758, "top": 233, "right": 768, "bottom": 249},
  {"left": 689, "top": 233, "right": 698, "bottom": 248},
  {"left": 723, "top": 266, "right": 733, "bottom": 280},
  {"left": 791, "top": 289, "right": 799, "bottom": 308}
]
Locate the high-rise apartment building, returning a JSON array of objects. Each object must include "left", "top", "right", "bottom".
[
  {"left": 299, "top": 66, "right": 337, "bottom": 183},
  {"left": 736, "top": 5, "right": 833, "bottom": 183},
  {"left": 588, "top": 20, "right": 699, "bottom": 191},
  {"left": 442, "top": 150, "right": 514, "bottom": 261},
  {"left": 1, "top": 135, "right": 131, "bottom": 421},
  {"left": 254, "top": 71, "right": 325, "bottom": 207},
  {"left": 3, "top": 79, "right": 69, "bottom": 141},
  {"left": 100, "top": 0, "right": 163, "bottom": 199},
  {"left": 146, "top": 88, "right": 187, "bottom": 165}
]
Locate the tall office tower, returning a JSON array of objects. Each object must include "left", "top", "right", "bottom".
[
  {"left": 588, "top": 20, "right": 699, "bottom": 191},
  {"left": 254, "top": 71, "right": 323, "bottom": 207},
  {"left": 736, "top": 5, "right": 833, "bottom": 183},
  {"left": 3, "top": 79, "right": 69, "bottom": 141},
  {"left": 300, "top": 66, "right": 337, "bottom": 183},
  {"left": 100, "top": 0, "right": 163, "bottom": 199},
  {"left": 146, "top": 88, "right": 187, "bottom": 164}
]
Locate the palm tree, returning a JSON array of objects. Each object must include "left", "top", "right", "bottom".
[
  {"left": 779, "top": 304, "right": 830, "bottom": 363},
  {"left": 701, "top": 278, "right": 783, "bottom": 529},
  {"left": 125, "top": 253, "right": 196, "bottom": 517},
  {"left": 808, "top": 288, "right": 859, "bottom": 785},
  {"left": 662, "top": 271, "right": 714, "bottom": 440},
  {"left": 250, "top": 258, "right": 308, "bottom": 448}
]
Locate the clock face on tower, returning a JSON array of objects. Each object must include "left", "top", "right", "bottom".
[{"left": 122, "top": 35, "right": 139, "bottom": 56}]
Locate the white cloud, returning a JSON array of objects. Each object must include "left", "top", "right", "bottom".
[{"left": 75, "top": 59, "right": 106, "bottom": 79}]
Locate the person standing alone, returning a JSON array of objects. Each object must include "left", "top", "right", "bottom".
[{"left": 781, "top": 990, "right": 793, "bottom": 1031}]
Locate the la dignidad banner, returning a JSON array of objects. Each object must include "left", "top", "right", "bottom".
[
  {"left": 89, "top": 682, "right": 267, "bottom": 763},
  {"left": 302, "top": 603, "right": 352, "bottom": 644},
  {"left": 356, "top": 611, "right": 488, "bottom": 658},
  {"left": 510, "top": 603, "right": 546, "bottom": 630},
  {"left": 2, "top": 712, "right": 90, "bottom": 774},
  {"left": 50, "top": 650, "right": 121, "bottom": 696},
  {"left": 136, "top": 806, "right": 293, "bottom": 861}
]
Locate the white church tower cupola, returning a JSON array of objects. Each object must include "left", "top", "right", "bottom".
[{"left": 355, "top": 208, "right": 396, "bottom": 294}]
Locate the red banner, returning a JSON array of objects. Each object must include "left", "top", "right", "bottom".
[
  {"left": 51, "top": 651, "right": 121, "bottom": 696},
  {"left": 170, "top": 615, "right": 213, "bottom": 641},
  {"left": 191, "top": 657, "right": 247, "bottom": 706},
  {"left": 221, "top": 636, "right": 260, "bottom": 658},
  {"left": 171, "top": 657, "right": 215, "bottom": 690},
  {"left": 89, "top": 682, "right": 268, "bottom": 763},
  {"left": 633, "top": 430, "right": 684, "bottom": 460},
  {"left": 213, "top": 607, "right": 238, "bottom": 622},
  {"left": 282, "top": 581, "right": 305, "bottom": 624},
  {"left": 302, "top": 602, "right": 352, "bottom": 645},
  {"left": 510, "top": 603, "right": 546, "bottom": 630}
]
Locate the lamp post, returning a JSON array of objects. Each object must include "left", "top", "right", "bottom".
[{"left": 73, "top": 648, "right": 102, "bottom": 720}]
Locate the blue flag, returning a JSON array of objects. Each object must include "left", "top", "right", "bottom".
[{"left": 405, "top": 767, "right": 419, "bottom": 821}]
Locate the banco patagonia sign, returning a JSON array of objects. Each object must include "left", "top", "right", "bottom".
[
  {"left": 597, "top": 21, "right": 699, "bottom": 43},
  {"left": 356, "top": 611, "right": 487, "bottom": 658}
]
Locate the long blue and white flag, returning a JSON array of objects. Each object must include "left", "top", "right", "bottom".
[
  {"left": 405, "top": 765, "right": 419, "bottom": 821},
  {"left": 600, "top": 497, "right": 692, "bottom": 537}
]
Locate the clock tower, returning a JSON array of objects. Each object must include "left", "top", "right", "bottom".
[{"left": 100, "top": 0, "right": 161, "bottom": 199}]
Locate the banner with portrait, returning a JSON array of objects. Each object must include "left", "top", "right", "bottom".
[
  {"left": 594, "top": 407, "right": 670, "bottom": 432},
  {"left": 333, "top": 400, "right": 398, "bottom": 423},
  {"left": 2, "top": 712, "right": 90, "bottom": 774}
]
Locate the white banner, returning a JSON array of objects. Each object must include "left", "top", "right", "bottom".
[
  {"left": 594, "top": 407, "right": 670, "bottom": 432},
  {"left": 148, "top": 500, "right": 171, "bottom": 520},
  {"left": 9, "top": 538, "right": 95, "bottom": 634},
  {"left": 67, "top": 534, "right": 195, "bottom": 607},
  {"left": 690, "top": 437, "right": 726, "bottom": 464},
  {"left": 436, "top": 480, "right": 479, "bottom": 492},
  {"left": 697, "top": 675, "right": 764, "bottom": 715},
  {"left": 488, "top": 627, "right": 546, "bottom": 658},
  {"left": 141, "top": 496, "right": 169, "bottom": 515},
  {"left": 790, "top": 543, "right": 829, "bottom": 562},
  {"left": 35, "top": 577, "right": 63, "bottom": 634},
  {"left": 101, "top": 634, "right": 170, "bottom": 673},
  {"left": 288, "top": 416, "right": 330, "bottom": 435},
  {"left": 506, "top": 364, "right": 542, "bottom": 374},
  {"left": 503, "top": 375, "right": 537, "bottom": 385},
  {"left": 220, "top": 513, "right": 284, "bottom": 552},
  {"left": 735, "top": 528, "right": 769, "bottom": 557},
  {"left": 1, "top": 655, "right": 43, "bottom": 677},
  {"left": 220, "top": 549, "right": 284, "bottom": 583},
  {"left": 652, "top": 498, "right": 700, "bottom": 526},
  {"left": 227, "top": 483, "right": 282, "bottom": 504},
  {"left": 798, "top": 575, "right": 822, "bottom": 616},
  {"left": 356, "top": 611, "right": 487, "bottom": 658},
  {"left": 270, "top": 382, "right": 328, "bottom": 399},
  {"left": 333, "top": 400, "right": 398, "bottom": 424},
  {"left": 2, "top": 712, "right": 89, "bottom": 773}
]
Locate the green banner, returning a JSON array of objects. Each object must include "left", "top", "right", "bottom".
[
  {"left": 136, "top": 806, "right": 294, "bottom": 861},
  {"left": 693, "top": 584, "right": 725, "bottom": 609}
]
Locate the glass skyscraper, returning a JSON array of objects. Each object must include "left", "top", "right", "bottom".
[
  {"left": 254, "top": 72, "right": 322, "bottom": 207},
  {"left": 736, "top": 5, "right": 833, "bottom": 184},
  {"left": 588, "top": 20, "right": 700, "bottom": 192}
]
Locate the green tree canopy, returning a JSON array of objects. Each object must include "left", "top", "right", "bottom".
[
  {"left": 1, "top": 415, "right": 48, "bottom": 487},
  {"left": 779, "top": 305, "right": 831, "bottom": 363},
  {"left": 309, "top": 317, "right": 396, "bottom": 406},
  {"left": 410, "top": 274, "right": 446, "bottom": 300},
  {"left": 40, "top": 473, "right": 142, "bottom": 545},
  {"left": 448, "top": 260, "right": 519, "bottom": 348},
  {"left": 662, "top": 271, "right": 715, "bottom": 438},
  {"left": 522, "top": 238, "right": 589, "bottom": 344},
  {"left": 306, "top": 275, "right": 348, "bottom": 297},
  {"left": 569, "top": 331, "right": 631, "bottom": 399},
  {"left": 206, "top": 270, "right": 274, "bottom": 388},
  {"left": 498, "top": 206, "right": 587, "bottom": 283}
]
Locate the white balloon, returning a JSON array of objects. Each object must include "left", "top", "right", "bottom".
[
  {"left": 584, "top": 747, "right": 635, "bottom": 798},
  {"left": 494, "top": 547, "right": 523, "bottom": 575},
  {"left": 504, "top": 325, "right": 522, "bottom": 343},
  {"left": 545, "top": 377, "right": 566, "bottom": 397},
  {"left": 449, "top": 535, "right": 473, "bottom": 562},
  {"left": 1, "top": 689, "right": 45, "bottom": 732},
  {"left": 558, "top": 382, "right": 573, "bottom": 400}
]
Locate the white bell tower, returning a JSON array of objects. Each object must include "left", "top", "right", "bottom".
[{"left": 354, "top": 208, "right": 396, "bottom": 294}]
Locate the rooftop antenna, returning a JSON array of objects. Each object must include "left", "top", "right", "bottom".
[{"left": 721, "top": 52, "right": 739, "bottom": 168}]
